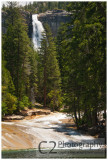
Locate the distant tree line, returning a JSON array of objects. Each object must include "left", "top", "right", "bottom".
[{"left": 23, "top": 2, "right": 69, "bottom": 14}]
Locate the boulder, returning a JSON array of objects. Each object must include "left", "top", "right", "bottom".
[
  {"left": 3, "top": 115, "right": 24, "bottom": 120},
  {"left": 20, "top": 109, "right": 51, "bottom": 116}
]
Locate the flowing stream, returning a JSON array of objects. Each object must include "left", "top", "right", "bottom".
[
  {"left": 2, "top": 113, "right": 105, "bottom": 158},
  {"left": 32, "top": 14, "right": 44, "bottom": 50}
]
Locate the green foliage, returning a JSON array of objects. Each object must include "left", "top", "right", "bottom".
[
  {"left": 56, "top": 2, "right": 106, "bottom": 127},
  {"left": 2, "top": 102, "right": 8, "bottom": 116},
  {"left": 2, "top": 2, "right": 39, "bottom": 116},
  {"left": 2, "top": 1, "right": 106, "bottom": 128},
  {"left": 3, "top": 92, "right": 17, "bottom": 115},
  {"left": 38, "top": 24, "right": 61, "bottom": 109},
  {"left": 19, "top": 96, "right": 30, "bottom": 110},
  {"left": 6, "top": 93, "right": 17, "bottom": 114},
  {"left": 22, "top": 96, "right": 30, "bottom": 107},
  {"left": 29, "top": 46, "right": 38, "bottom": 101},
  {"left": 19, "top": 101, "right": 25, "bottom": 110},
  {"left": 23, "top": 2, "right": 69, "bottom": 14},
  {"left": 2, "top": 56, "right": 17, "bottom": 116},
  {"left": 48, "top": 90, "right": 62, "bottom": 111},
  {"left": 3, "top": 6, "right": 31, "bottom": 103}
]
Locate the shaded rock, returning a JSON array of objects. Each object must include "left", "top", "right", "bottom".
[
  {"left": 36, "top": 110, "right": 50, "bottom": 115},
  {"left": 38, "top": 10, "right": 72, "bottom": 36},
  {"left": 35, "top": 103, "right": 43, "bottom": 107},
  {"left": 2, "top": 11, "right": 7, "bottom": 34},
  {"left": 20, "top": 110, "right": 32, "bottom": 116},
  {"left": 2, "top": 9, "right": 33, "bottom": 38}
]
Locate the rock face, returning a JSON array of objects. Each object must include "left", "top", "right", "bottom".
[
  {"left": 2, "top": 11, "right": 7, "bottom": 34},
  {"left": 2, "top": 9, "right": 71, "bottom": 37},
  {"left": 38, "top": 9, "right": 71, "bottom": 36},
  {"left": 20, "top": 9, "right": 33, "bottom": 38},
  {"left": 2, "top": 9, "right": 33, "bottom": 38}
]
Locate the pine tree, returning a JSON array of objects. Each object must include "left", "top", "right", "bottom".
[
  {"left": 56, "top": 2, "right": 106, "bottom": 127},
  {"left": 3, "top": 2, "right": 33, "bottom": 111},
  {"left": 39, "top": 24, "right": 62, "bottom": 110},
  {"left": 2, "top": 52, "right": 17, "bottom": 116},
  {"left": 29, "top": 44, "right": 38, "bottom": 105}
]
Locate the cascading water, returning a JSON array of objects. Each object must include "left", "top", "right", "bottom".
[
  {"left": 32, "top": 14, "right": 44, "bottom": 50},
  {"left": 31, "top": 14, "right": 44, "bottom": 104}
]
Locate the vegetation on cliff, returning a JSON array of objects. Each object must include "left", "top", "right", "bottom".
[{"left": 23, "top": 2, "right": 69, "bottom": 14}]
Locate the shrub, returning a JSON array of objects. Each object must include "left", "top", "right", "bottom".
[
  {"left": 48, "top": 90, "right": 63, "bottom": 111},
  {"left": 19, "top": 101, "right": 25, "bottom": 110},
  {"left": 19, "top": 96, "right": 30, "bottom": 110},
  {"left": 2, "top": 102, "right": 8, "bottom": 116},
  {"left": 5, "top": 93, "right": 17, "bottom": 115},
  {"left": 22, "top": 96, "right": 29, "bottom": 107}
]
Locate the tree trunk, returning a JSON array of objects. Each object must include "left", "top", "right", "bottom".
[
  {"left": 77, "top": 96, "right": 80, "bottom": 120},
  {"left": 73, "top": 95, "right": 79, "bottom": 128},
  {"left": 44, "top": 49, "right": 47, "bottom": 107},
  {"left": 92, "top": 108, "right": 97, "bottom": 126}
]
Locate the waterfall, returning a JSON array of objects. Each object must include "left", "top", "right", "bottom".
[
  {"left": 32, "top": 14, "right": 44, "bottom": 50},
  {"left": 31, "top": 14, "right": 44, "bottom": 104}
]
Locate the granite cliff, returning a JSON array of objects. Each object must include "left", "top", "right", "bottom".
[
  {"left": 38, "top": 9, "right": 71, "bottom": 36},
  {"left": 2, "top": 9, "right": 71, "bottom": 38},
  {"left": 2, "top": 9, "right": 33, "bottom": 38}
]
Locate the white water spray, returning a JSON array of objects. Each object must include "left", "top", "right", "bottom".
[{"left": 32, "top": 14, "right": 44, "bottom": 50}]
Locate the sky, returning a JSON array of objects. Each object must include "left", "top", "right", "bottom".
[{"left": 1, "top": 1, "right": 33, "bottom": 6}]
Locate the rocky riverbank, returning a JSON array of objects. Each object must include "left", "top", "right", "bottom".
[{"left": 2, "top": 107, "right": 51, "bottom": 121}]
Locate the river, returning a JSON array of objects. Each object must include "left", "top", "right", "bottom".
[{"left": 2, "top": 112, "right": 106, "bottom": 158}]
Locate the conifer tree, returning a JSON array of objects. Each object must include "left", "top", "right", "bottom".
[
  {"left": 56, "top": 2, "right": 106, "bottom": 127},
  {"left": 2, "top": 52, "right": 17, "bottom": 116},
  {"left": 3, "top": 2, "right": 34, "bottom": 111},
  {"left": 39, "top": 25, "right": 62, "bottom": 110}
]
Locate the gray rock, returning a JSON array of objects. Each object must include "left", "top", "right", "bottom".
[{"left": 38, "top": 10, "right": 72, "bottom": 36}]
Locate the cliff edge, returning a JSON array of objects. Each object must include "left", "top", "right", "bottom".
[{"left": 38, "top": 9, "right": 71, "bottom": 36}]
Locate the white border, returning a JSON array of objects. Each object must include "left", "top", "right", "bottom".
[{"left": 0, "top": 0, "right": 107, "bottom": 160}]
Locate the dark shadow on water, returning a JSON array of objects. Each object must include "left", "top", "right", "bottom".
[
  {"left": 42, "top": 123, "right": 105, "bottom": 145},
  {"left": 2, "top": 148, "right": 106, "bottom": 158},
  {"left": 42, "top": 123, "right": 82, "bottom": 136}
]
